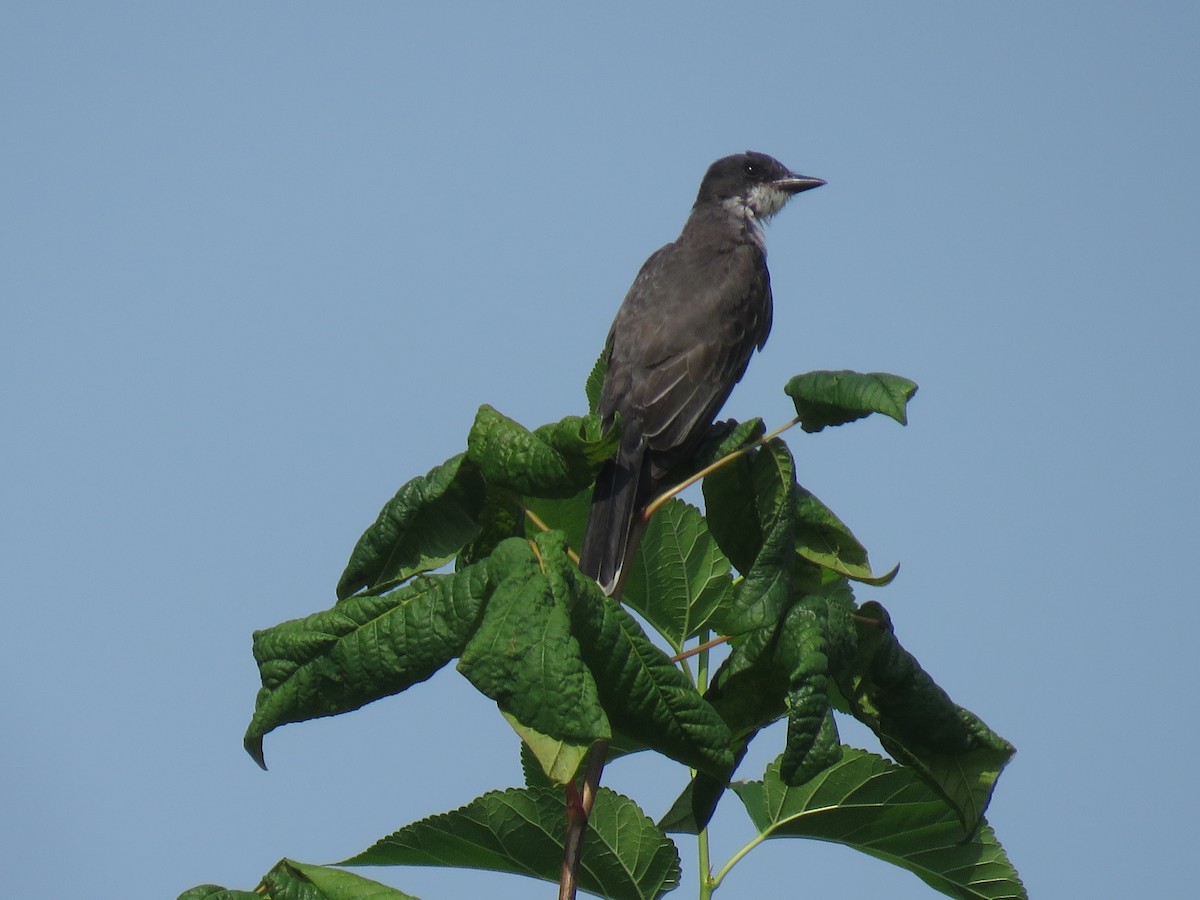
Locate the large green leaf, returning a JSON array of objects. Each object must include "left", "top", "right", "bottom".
[
  {"left": 336, "top": 454, "right": 487, "bottom": 601},
  {"left": 466, "top": 405, "right": 617, "bottom": 499},
  {"left": 669, "top": 574, "right": 858, "bottom": 834},
  {"left": 732, "top": 749, "right": 1027, "bottom": 900},
  {"left": 785, "top": 370, "right": 918, "bottom": 432},
  {"left": 341, "top": 786, "right": 681, "bottom": 900},
  {"left": 245, "top": 562, "right": 492, "bottom": 768},
  {"left": 543, "top": 534, "right": 734, "bottom": 777},
  {"left": 839, "top": 601, "right": 1016, "bottom": 837},
  {"left": 457, "top": 537, "right": 609, "bottom": 745},
  {"left": 710, "top": 439, "right": 797, "bottom": 637},
  {"left": 621, "top": 499, "right": 735, "bottom": 652},
  {"left": 773, "top": 602, "right": 841, "bottom": 786}
]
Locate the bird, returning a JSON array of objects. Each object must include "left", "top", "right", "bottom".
[{"left": 578, "top": 151, "right": 824, "bottom": 597}]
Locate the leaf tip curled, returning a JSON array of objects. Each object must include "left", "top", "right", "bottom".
[
  {"left": 852, "top": 561, "right": 900, "bottom": 587},
  {"left": 244, "top": 735, "right": 268, "bottom": 771}
]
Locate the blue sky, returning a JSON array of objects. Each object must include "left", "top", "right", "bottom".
[{"left": 2, "top": 3, "right": 1197, "bottom": 898}]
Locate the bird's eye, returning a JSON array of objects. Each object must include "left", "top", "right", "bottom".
[{"left": 745, "top": 163, "right": 756, "bottom": 174}]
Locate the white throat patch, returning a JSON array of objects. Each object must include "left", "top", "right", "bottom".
[{"left": 745, "top": 183, "right": 791, "bottom": 222}]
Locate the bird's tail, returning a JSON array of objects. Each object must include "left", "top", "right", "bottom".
[{"left": 578, "top": 441, "right": 649, "bottom": 598}]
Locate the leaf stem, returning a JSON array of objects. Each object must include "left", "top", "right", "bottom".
[
  {"left": 710, "top": 832, "right": 770, "bottom": 891},
  {"left": 559, "top": 739, "right": 609, "bottom": 900},
  {"left": 524, "top": 506, "right": 580, "bottom": 564},
  {"left": 642, "top": 416, "right": 801, "bottom": 522},
  {"left": 695, "top": 631, "right": 714, "bottom": 899},
  {"left": 670, "top": 633, "right": 731, "bottom": 664}
]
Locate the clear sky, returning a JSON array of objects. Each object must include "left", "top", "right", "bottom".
[{"left": 3, "top": 3, "right": 1197, "bottom": 898}]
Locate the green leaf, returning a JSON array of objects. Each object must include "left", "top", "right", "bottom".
[
  {"left": 785, "top": 370, "right": 918, "bottom": 432},
  {"left": 839, "top": 601, "right": 1016, "bottom": 838},
  {"left": 523, "top": 487, "right": 592, "bottom": 557},
  {"left": 457, "top": 536, "right": 609, "bottom": 745},
  {"left": 341, "top": 787, "right": 681, "bottom": 900},
  {"left": 543, "top": 534, "right": 734, "bottom": 777},
  {"left": 466, "top": 405, "right": 617, "bottom": 499},
  {"left": 504, "top": 712, "right": 593, "bottom": 787},
  {"left": 457, "top": 484, "right": 525, "bottom": 568},
  {"left": 700, "top": 451, "right": 760, "bottom": 576},
  {"left": 245, "top": 562, "right": 492, "bottom": 768},
  {"left": 176, "top": 887, "right": 261, "bottom": 900},
  {"left": 586, "top": 346, "right": 608, "bottom": 415},
  {"left": 689, "top": 417, "right": 766, "bottom": 471},
  {"left": 621, "top": 499, "right": 736, "bottom": 652},
  {"left": 774, "top": 602, "right": 839, "bottom": 786},
  {"left": 794, "top": 485, "right": 898, "bottom": 586},
  {"left": 782, "top": 711, "right": 842, "bottom": 788},
  {"left": 178, "top": 860, "right": 419, "bottom": 900},
  {"left": 336, "top": 454, "right": 487, "bottom": 601},
  {"left": 732, "top": 748, "right": 1027, "bottom": 900},
  {"left": 263, "top": 859, "right": 420, "bottom": 899},
  {"left": 710, "top": 439, "right": 797, "bottom": 636}
]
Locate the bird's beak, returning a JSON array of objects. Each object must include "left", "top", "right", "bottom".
[{"left": 774, "top": 174, "right": 826, "bottom": 195}]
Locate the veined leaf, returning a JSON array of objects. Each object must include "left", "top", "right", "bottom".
[
  {"left": 336, "top": 453, "right": 487, "bottom": 601},
  {"left": 466, "top": 405, "right": 617, "bottom": 499},
  {"left": 264, "top": 859, "right": 419, "bottom": 899},
  {"left": 774, "top": 602, "right": 840, "bottom": 786},
  {"left": 733, "top": 748, "right": 1027, "bottom": 900},
  {"left": 544, "top": 534, "right": 734, "bottom": 777},
  {"left": 585, "top": 346, "right": 608, "bottom": 416},
  {"left": 341, "top": 786, "right": 681, "bottom": 900},
  {"left": 457, "top": 537, "right": 609, "bottom": 745},
  {"left": 176, "top": 887, "right": 261, "bottom": 900},
  {"left": 178, "top": 858, "right": 420, "bottom": 900},
  {"left": 785, "top": 370, "right": 918, "bottom": 432},
  {"left": 840, "top": 601, "right": 1016, "bottom": 838},
  {"left": 523, "top": 487, "right": 592, "bottom": 556},
  {"left": 622, "top": 499, "right": 735, "bottom": 652},
  {"left": 711, "top": 439, "right": 797, "bottom": 637},
  {"left": 245, "top": 562, "right": 492, "bottom": 768},
  {"left": 794, "top": 485, "right": 898, "bottom": 586},
  {"left": 504, "top": 712, "right": 591, "bottom": 786}
]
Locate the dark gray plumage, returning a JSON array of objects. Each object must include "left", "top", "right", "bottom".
[{"left": 578, "top": 152, "right": 824, "bottom": 597}]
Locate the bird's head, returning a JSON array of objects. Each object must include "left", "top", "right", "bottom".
[{"left": 696, "top": 151, "right": 825, "bottom": 222}]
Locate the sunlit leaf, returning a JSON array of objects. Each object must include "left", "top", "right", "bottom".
[
  {"left": 336, "top": 454, "right": 486, "bottom": 601},
  {"left": 622, "top": 499, "right": 735, "bottom": 651},
  {"left": 457, "top": 537, "right": 609, "bottom": 745},
  {"left": 342, "top": 787, "right": 680, "bottom": 900},
  {"left": 535, "top": 532, "right": 733, "bottom": 776},
  {"left": 733, "top": 748, "right": 1027, "bottom": 900},
  {"left": 785, "top": 370, "right": 917, "bottom": 432},
  {"left": 246, "top": 562, "right": 492, "bottom": 768},
  {"left": 466, "top": 405, "right": 617, "bottom": 499}
]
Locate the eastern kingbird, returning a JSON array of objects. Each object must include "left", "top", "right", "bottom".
[{"left": 578, "top": 151, "right": 824, "bottom": 597}]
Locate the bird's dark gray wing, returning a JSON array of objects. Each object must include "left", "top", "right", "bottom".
[
  {"left": 607, "top": 240, "right": 772, "bottom": 459},
  {"left": 580, "top": 240, "right": 772, "bottom": 594}
]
